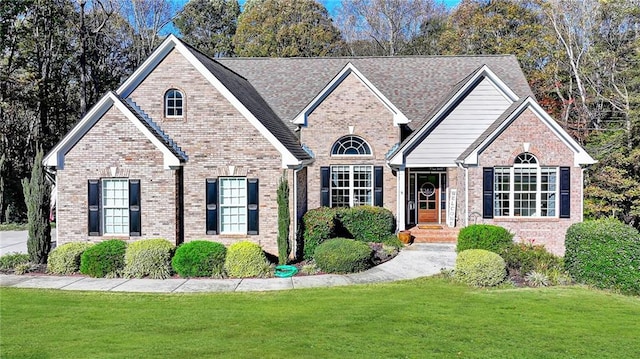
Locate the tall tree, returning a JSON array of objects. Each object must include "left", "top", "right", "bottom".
[
  {"left": 233, "top": 0, "right": 343, "bottom": 57},
  {"left": 336, "top": 0, "right": 447, "bottom": 56},
  {"left": 22, "top": 147, "right": 51, "bottom": 264},
  {"left": 173, "top": 0, "right": 240, "bottom": 58}
]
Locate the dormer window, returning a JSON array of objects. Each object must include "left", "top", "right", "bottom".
[{"left": 165, "top": 89, "right": 184, "bottom": 117}]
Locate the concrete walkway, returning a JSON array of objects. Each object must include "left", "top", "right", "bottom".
[{"left": 0, "top": 243, "right": 456, "bottom": 293}]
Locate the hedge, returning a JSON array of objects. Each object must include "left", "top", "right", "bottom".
[
  {"left": 224, "top": 241, "right": 271, "bottom": 278},
  {"left": 301, "top": 207, "right": 337, "bottom": 260},
  {"left": 338, "top": 205, "right": 395, "bottom": 243},
  {"left": 47, "top": 242, "right": 94, "bottom": 275},
  {"left": 80, "top": 239, "right": 127, "bottom": 278},
  {"left": 565, "top": 218, "right": 640, "bottom": 295},
  {"left": 314, "top": 238, "right": 373, "bottom": 274},
  {"left": 455, "top": 249, "right": 507, "bottom": 287},
  {"left": 457, "top": 224, "right": 514, "bottom": 254},
  {"left": 172, "top": 241, "right": 227, "bottom": 277},
  {"left": 123, "top": 238, "right": 174, "bottom": 279}
]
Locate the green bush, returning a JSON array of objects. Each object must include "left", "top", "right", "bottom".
[
  {"left": 47, "top": 242, "right": 94, "bottom": 275},
  {"left": 302, "top": 207, "right": 337, "bottom": 260},
  {"left": 224, "top": 241, "right": 271, "bottom": 278},
  {"left": 123, "top": 238, "right": 174, "bottom": 279},
  {"left": 338, "top": 205, "right": 395, "bottom": 243},
  {"left": 455, "top": 249, "right": 507, "bottom": 287},
  {"left": 0, "top": 253, "right": 30, "bottom": 271},
  {"left": 457, "top": 224, "right": 514, "bottom": 254},
  {"left": 172, "top": 241, "right": 227, "bottom": 277},
  {"left": 381, "top": 234, "right": 403, "bottom": 249},
  {"left": 501, "top": 242, "right": 563, "bottom": 275},
  {"left": 80, "top": 239, "right": 127, "bottom": 278},
  {"left": 565, "top": 218, "right": 640, "bottom": 295},
  {"left": 314, "top": 238, "right": 373, "bottom": 274}
]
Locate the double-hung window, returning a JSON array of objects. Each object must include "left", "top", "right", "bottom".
[
  {"left": 206, "top": 177, "right": 259, "bottom": 235},
  {"left": 330, "top": 165, "right": 373, "bottom": 207},
  {"left": 492, "top": 153, "right": 558, "bottom": 217},
  {"left": 88, "top": 179, "right": 141, "bottom": 236}
]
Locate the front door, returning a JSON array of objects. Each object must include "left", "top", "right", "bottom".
[{"left": 417, "top": 173, "right": 439, "bottom": 223}]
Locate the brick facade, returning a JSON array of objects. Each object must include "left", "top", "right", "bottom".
[
  {"left": 58, "top": 107, "right": 178, "bottom": 245},
  {"left": 466, "top": 108, "right": 584, "bottom": 255},
  {"left": 301, "top": 72, "right": 400, "bottom": 215}
]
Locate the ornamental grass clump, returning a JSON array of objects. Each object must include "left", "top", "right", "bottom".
[
  {"left": 123, "top": 238, "right": 174, "bottom": 279},
  {"left": 565, "top": 218, "right": 640, "bottom": 295},
  {"left": 314, "top": 238, "right": 373, "bottom": 274},
  {"left": 172, "top": 241, "right": 227, "bottom": 277},
  {"left": 455, "top": 249, "right": 507, "bottom": 287},
  {"left": 456, "top": 224, "right": 514, "bottom": 254},
  {"left": 224, "top": 241, "right": 271, "bottom": 278},
  {"left": 47, "top": 242, "right": 94, "bottom": 275},
  {"left": 80, "top": 239, "right": 127, "bottom": 278}
]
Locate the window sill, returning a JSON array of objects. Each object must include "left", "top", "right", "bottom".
[{"left": 493, "top": 217, "right": 560, "bottom": 223}]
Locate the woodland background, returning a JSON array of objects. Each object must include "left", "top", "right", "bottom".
[{"left": 1, "top": 0, "right": 638, "bottom": 228}]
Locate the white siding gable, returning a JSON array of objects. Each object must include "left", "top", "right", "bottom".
[{"left": 405, "top": 77, "right": 512, "bottom": 167}]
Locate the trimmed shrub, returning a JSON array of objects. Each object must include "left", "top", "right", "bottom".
[
  {"left": 80, "top": 240, "right": 127, "bottom": 278},
  {"left": 314, "top": 238, "right": 373, "bottom": 274},
  {"left": 0, "top": 253, "right": 30, "bottom": 272},
  {"left": 501, "top": 242, "right": 563, "bottom": 275},
  {"left": 457, "top": 224, "right": 514, "bottom": 254},
  {"left": 381, "top": 234, "right": 403, "bottom": 249},
  {"left": 224, "top": 241, "right": 271, "bottom": 278},
  {"left": 47, "top": 242, "right": 94, "bottom": 275},
  {"left": 455, "top": 249, "right": 507, "bottom": 287},
  {"left": 302, "top": 207, "right": 337, "bottom": 260},
  {"left": 172, "top": 241, "right": 227, "bottom": 277},
  {"left": 565, "top": 218, "right": 640, "bottom": 295},
  {"left": 123, "top": 238, "right": 174, "bottom": 279},
  {"left": 338, "top": 205, "right": 395, "bottom": 243}
]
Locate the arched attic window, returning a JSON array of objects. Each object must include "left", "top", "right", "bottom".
[
  {"left": 330, "top": 135, "right": 372, "bottom": 156},
  {"left": 514, "top": 152, "right": 537, "bottom": 165},
  {"left": 165, "top": 89, "right": 184, "bottom": 117}
]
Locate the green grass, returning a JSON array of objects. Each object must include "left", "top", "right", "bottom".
[
  {"left": 0, "top": 223, "right": 28, "bottom": 231},
  {"left": 1, "top": 277, "right": 639, "bottom": 358}
]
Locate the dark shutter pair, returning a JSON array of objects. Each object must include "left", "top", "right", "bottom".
[
  {"left": 482, "top": 167, "right": 570, "bottom": 218},
  {"left": 320, "top": 166, "right": 384, "bottom": 207},
  {"left": 206, "top": 178, "right": 259, "bottom": 235},
  {"left": 88, "top": 179, "right": 141, "bottom": 236}
]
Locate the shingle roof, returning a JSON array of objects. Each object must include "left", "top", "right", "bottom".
[
  {"left": 115, "top": 92, "right": 188, "bottom": 161},
  {"left": 181, "top": 43, "right": 312, "bottom": 161},
  {"left": 217, "top": 56, "right": 534, "bottom": 130}
]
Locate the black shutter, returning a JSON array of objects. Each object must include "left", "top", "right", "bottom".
[
  {"left": 206, "top": 178, "right": 218, "bottom": 234},
  {"left": 247, "top": 178, "right": 259, "bottom": 235},
  {"left": 483, "top": 168, "right": 494, "bottom": 219},
  {"left": 320, "top": 166, "right": 330, "bottom": 207},
  {"left": 88, "top": 180, "right": 101, "bottom": 236},
  {"left": 374, "top": 166, "right": 383, "bottom": 207},
  {"left": 559, "top": 167, "right": 571, "bottom": 218},
  {"left": 129, "top": 180, "right": 141, "bottom": 236}
]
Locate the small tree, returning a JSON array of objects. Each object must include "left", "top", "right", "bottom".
[
  {"left": 277, "top": 172, "right": 290, "bottom": 264},
  {"left": 21, "top": 147, "right": 51, "bottom": 264}
]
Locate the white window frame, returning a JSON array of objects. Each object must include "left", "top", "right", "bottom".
[
  {"left": 330, "top": 165, "right": 373, "bottom": 207},
  {"left": 102, "top": 179, "right": 129, "bottom": 235},
  {"left": 165, "top": 89, "right": 184, "bottom": 118},
  {"left": 330, "top": 135, "right": 372, "bottom": 156},
  {"left": 494, "top": 153, "right": 558, "bottom": 218},
  {"left": 218, "top": 177, "right": 247, "bottom": 234}
]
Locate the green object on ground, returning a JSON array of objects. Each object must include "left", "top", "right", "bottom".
[{"left": 274, "top": 265, "right": 298, "bottom": 278}]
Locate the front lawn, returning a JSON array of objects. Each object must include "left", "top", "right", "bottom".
[{"left": 1, "top": 277, "right": 639, "bottom": 358}]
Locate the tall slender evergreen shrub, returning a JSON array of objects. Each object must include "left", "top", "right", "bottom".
[
  {"left": 277, "top": 172, "right": 290, "bottom": 265},
  {"left": 21, "top": 148, "right": 51, "bottom": 264}
]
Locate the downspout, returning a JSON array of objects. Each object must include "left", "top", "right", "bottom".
[
  {"left": 292, "top": 168, "right": 298, "bottom": 260},
  {"left": 465, "top": 166, "right": 469, "bottom": 227}
]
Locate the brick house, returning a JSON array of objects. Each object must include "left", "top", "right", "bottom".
[{"left": 44, "top": 35, "right": 594, "bottom": 256}]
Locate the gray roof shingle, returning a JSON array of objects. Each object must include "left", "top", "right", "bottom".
[
  {"left": 182, "top": 43, "right": 312, "bottom": 161},
  {"left": 217, "top": 56, "right": 534, "bottom": 131}
]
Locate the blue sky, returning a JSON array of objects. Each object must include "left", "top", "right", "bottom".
[{"left": 237, "top": 0, "right": 462, "bottom": 16}]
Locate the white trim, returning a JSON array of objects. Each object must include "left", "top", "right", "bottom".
[
  {"left": 388, "top": 65, "right": 518, "bottom": 166},
  {"left": 43, "top": 92, "right": 182, "bottom": 170},
  {"left": 462, "top": 97, "right": 596, "bottom": 167},
  {"left": 116, "top": 34, "right": 303, "bottom": 168},
  {"left": 292, "top": 62, "right": 409, "bottom": 127},
  {"left": 329, "top": 165, "right": 374, "bottom": 207},
  {"left": 492, "top": 165, "right": 559, "bottom": 218},
  {"left": 101, "top": 178, "right": 130, "bottom": 235},
  {"left": 218, "top": 177, "right": 248, "bottom": 235},
  {"left": 396, "top": 167, "right": 406, "bottom": 231}
]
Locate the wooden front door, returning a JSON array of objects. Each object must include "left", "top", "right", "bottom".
[{"left": 417, "top": 173, "right": 439, "bottom": 223}]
